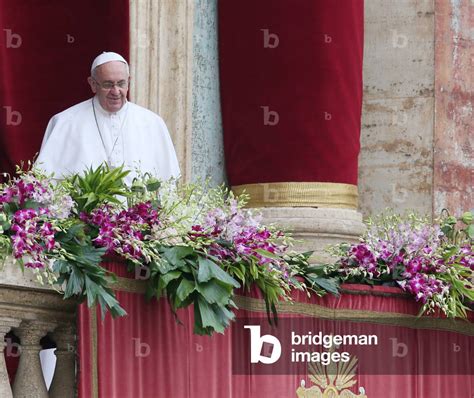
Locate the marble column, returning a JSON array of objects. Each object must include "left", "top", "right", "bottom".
[{"left": 129, "top": 0, "right": 194, "bottom": 182}]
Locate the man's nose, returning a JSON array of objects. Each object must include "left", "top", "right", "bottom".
[{"left": 111, "top": 85, "right": 121, "bottom": 95}]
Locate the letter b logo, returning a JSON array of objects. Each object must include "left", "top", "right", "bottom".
[{"left": 244, "top": 325, "right": 281, "bottom": 364}]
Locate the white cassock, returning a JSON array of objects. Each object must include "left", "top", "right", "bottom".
[{"left": 36, "top": 97, "right": 180, "bottom": 184}]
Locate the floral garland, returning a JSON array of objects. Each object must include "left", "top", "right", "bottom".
[
  {"left": 0, "top": 165, "right": 472, "bottom": 335},
  {"left": 325, "top": 212, "right": 474, "bottom": 317},
  {"left": 0, "top": 165, "right": 320, "bottom": 333}
]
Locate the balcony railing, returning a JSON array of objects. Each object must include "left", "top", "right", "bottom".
[{"left": 0, "top": 258, "right": 77, "bottom": 398}]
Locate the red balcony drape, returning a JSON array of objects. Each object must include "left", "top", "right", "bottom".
[
  {"left": 219, "top": 0, "right": 364, "bottom": 191},
  {"left": 0, "top": 0, "right": 129, "bottom": 178},
  {"left": 75, "top": 261, "right": 473, "bottom": 398}
]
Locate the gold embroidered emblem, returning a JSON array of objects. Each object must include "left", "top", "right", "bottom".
[{"left": 296, "top": 347, "right": 367, "bottom": 398}]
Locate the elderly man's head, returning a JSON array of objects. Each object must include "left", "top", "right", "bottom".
[{"left": 88, "top": 52, "right": 130, "bottom": 113}]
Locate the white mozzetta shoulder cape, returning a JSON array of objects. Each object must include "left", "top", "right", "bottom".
[{"left": 36, "top": 98, "right": 180, "bottom": 184}]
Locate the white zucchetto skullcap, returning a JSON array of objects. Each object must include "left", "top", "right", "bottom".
[{"left": 90, "top": 52, "right": 129, "bottom": 74}]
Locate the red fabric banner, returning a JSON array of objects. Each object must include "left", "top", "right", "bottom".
[
  {"left": 219, "top": 0, "right": 364, "bottom": 186},
  {"left": 75, "top": 262, "right": 473, "bottom": 398},
  {"left": 0, "top": 0, "right": 129, "bottom": 178}
]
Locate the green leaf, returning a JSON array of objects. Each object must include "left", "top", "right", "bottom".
[
  {"left": 195, "top": 281, "right": 232, "bottom": 306},
  {"left": 161, "top": 246, "right": 194, "bottom": 270},
  {"left": 213, "top": 304, "right": 235, "bottom": 326},
  {"left": 84, "top": 276, "right": 99, "bottom": 307},
  {"left": 304, "top": 264, "right": 329, "bottom": 276},
  {"left": 52, "top": 259, "right": 70, "bottom": 274},
  {"left": 197, "top": 257, "right": 240, "bottom": 288},
  {"left": 300, "top": 251, "right": 314, "bottom": 259},
  {"left": 460, "top": 211, "right": 473, "bottom": 225},
  {"left": 159, "top": 270, "right": 182, "bottom": 290},
  {"left": 308, "top": 276, "right": 340, "bottom": 295},
  {"left": 196, "top": 296, "right": 225, "bottom": 334},
  {"left": 22, "top": 199, "right": 41, "bottom": 210},
  {"left": 67, "top": 164, "right": 130, "bottom": 213},
  {"left": 63, "top": 266, "right": 85, "bottom": 298},
  {"left": 254, "top": 248, "right": 279, "bottom": 260},
  {"left": 145, "top": 178, "right": 161, "bottom": 191},
  {"left": 1, "top": 221, "right": 11, "bottom": 231},
  {"left": 176, "top": 278, "right": 195, "bottom": 301},
  {"left": 77, "top": 245, "right": 107, "bottom": 266},
  {"left": 466, "top": 224, "right": 474, "bottom": 239}
]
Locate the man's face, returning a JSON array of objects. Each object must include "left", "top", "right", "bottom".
[{"left": 88, "top": 61, "right": 129, "bottom": 113}]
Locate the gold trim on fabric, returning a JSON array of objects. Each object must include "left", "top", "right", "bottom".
[
  {"left": 234, "top": 295, "right": 474, "bottom": 336},
  {"left": 231, "top": 182, "right": 358, "bottom": 209},
  {"left": 112, "top": 276, "right": 148, "bottom": 294},
  {"left": 89, "top": 307, "right": 99, "bottom": 398}
]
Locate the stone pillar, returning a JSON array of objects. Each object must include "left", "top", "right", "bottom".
[
  {"left": 49, "top": 324, "right": 76, "bottom": 398},
  {"left": 232, "top": 184, "right": 365, "bottom": 262},
  {"left": 0, "top": 317, "right": 20, "bottom": 398},
  {"left": 260, "top": 208, "right": 364, "bottom": 262},
  {"left": 129, "top": 0, "right": 194, "bottom": 182},
  {"left": 12, "top": 321, "right": 54, "bottom": 398}
]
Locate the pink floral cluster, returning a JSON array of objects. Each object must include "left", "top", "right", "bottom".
[
  {"left": 190, "top": 203, "right": 289, "bottom": 275},
  {"left": 458, "top": 246, "right": 474, "bottom": 271},
  {"left": 0, "top": 174, "right": 73, "bottom": 219},
  {"left": 340, "top": 243, "right": 380, "bottom": 277},
  {"left": 367, "top": 222, "right": 442, "bottom": 256},
  {"left": 338, "top": 222, "right": 454, "bottom": 304},
  {"left": 0, "top": 178, "right": 51, "bottom": 207},
  {"left": 10, "top": 208, "right": 56, "bottom": 268},
  {"left": 81, "top": 202, "right": 160, "bottom": 261},
  {"left": 398, "top": 274, "right": 448, "bottom": 304}
]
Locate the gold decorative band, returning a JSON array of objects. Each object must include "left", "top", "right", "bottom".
[
  {"left": 234, "top": 296, "right": 474, "bottom": 336},
  {"left": 89, "top": 307, "right": 99, "bottom": 398},
  {"left": 106, "top": 280, "right": 473, "bottom": 334},
  {"left": 231, "top": 182, "right": 358, "bottom": 209},
  {"left": 112, "top": 276, "right": 148, "bottom": 294}
]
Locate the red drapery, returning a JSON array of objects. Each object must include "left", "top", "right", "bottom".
[
  {"left": 0, "top": 0, "right": 129, "bottom": 178},
  {"left": 218, "top": 0, "right": 364, "bottom": 186},
  {"left": 76, "top": 262, "right": 473, "bottom": 398}
]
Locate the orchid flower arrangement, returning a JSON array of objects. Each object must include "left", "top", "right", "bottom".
[
  {"left": 0, "top": 165, "right": 315, "bottom": 334},
  {"left": 325, "top": 211, "right": 474, "bottom": 318},
  {"left": 1, "top": 165, "right": 472, "bottom": 334},
  {"left": 76, "top": 172, "right": 311, "bottom": 332},
  {"left": 0, "top": 166, "right": 127, "bottom": 317},
  {"left": 0, "top": 167, "right": 73, "bottom": 271}
]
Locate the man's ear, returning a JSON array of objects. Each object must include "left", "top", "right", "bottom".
[{"left": 88, "top": 77, "right": 97, "bottom": 94}]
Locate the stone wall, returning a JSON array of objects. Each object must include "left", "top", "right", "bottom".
[
  {"left": 359, "top": 0, "right": 435, "bottom": 217},
  {"left": 359, "top": 0, "right": 473, "bottom": 218},
  {"left": 433, "top": 0, "right": 474, "bottom": 215}
]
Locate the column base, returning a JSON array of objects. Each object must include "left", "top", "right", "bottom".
[{"left": 260, "top": 207, "right": 365, "bottom": 263}]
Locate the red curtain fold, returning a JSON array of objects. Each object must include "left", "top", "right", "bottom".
[
  {"left": 75, "top": 262, "right": 473, "bottom": 398},
  {"left": 0, "top": 0, "right": 129, "bottom": 178},
  {"left": 219, "top": 0, "right": 364, "bottom": 186}
]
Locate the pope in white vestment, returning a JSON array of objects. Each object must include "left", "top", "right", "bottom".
[
  {"left": 36, "top": 52, "right": 180, "bottom": 184},
  {"left": 36, "top": 51, "right": 181, "bottom": 389}
]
